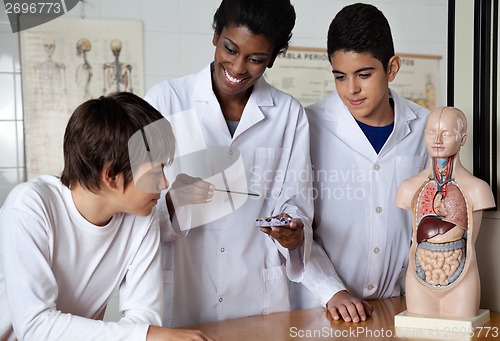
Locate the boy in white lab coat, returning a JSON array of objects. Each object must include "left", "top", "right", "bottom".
[
  {"left": 290, "top": 3, "right": 429, "bottom": 323},
  {"left": 0, "top": 93, "right": 212, "bottom": 341}
]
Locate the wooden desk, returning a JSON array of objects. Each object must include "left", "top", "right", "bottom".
[{"left": 186, "top": 297, "right": 500, "bottom": 340}]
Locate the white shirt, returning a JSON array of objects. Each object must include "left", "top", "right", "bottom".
[
  {"left": 291, "top": 90, "right": 428, "bottom": 308},
  {"left": 145, "top": 64, "right": 313, "bottom": 327},
  {"left": 0, "top": 176, "right": 162, "bottom": 341}
]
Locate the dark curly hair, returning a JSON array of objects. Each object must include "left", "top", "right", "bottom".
[{"left": 213, "top": 0, "right": 296, "bottom": 59}]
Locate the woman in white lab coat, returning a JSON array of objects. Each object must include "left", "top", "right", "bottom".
[{"left": 145, "top": 0, "right": 313, "bottom": 328}]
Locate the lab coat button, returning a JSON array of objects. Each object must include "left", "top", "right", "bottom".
[
  {"left": 373, "top": 164, "right": 381, "bottom": 171},
  {"left": 374, "top": 247, "right": 381, "bottom": 254},
  {"left": 375, "top": 206, "right": 383, "bottom": 213},
  {"left": 218, "top": 297, "right": 223, "bottom": 303},
  {"left": 367, "top": 284, "right": 375, "bottom": 291},
  {"left": 224, "top": 197, "right": 229, "bottom": 202},
  {"left": 220, "top": 247, "right": 225, "bottom": 252}
]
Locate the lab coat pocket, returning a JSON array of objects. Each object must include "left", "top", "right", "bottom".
[
  {"left": 395, "top": 155, "right": 427, "bottom": 185},
  {"left": 162, "top": 270, "right": 174, "bottom": 327},
  {"left": 262, "top": 265, "right": 290, "bottom": 315}
]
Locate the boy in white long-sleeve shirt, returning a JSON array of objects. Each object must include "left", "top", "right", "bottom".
[{"left": 0, "top": 92, "right": 212, "bottom": 341}]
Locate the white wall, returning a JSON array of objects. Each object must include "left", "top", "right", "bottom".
[{"left": 0, "top": 0, "right": 448, "bottom": 206}]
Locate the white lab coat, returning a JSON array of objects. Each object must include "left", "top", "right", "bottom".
[
  {"left": 290, "top": 90, "right": 428, "bottom": 309},
  {"left": 145, "top": 64, "right": 313, "bottom": 327}
]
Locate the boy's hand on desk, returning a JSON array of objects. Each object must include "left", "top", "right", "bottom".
[
  {"left": 147, "top": 326, "right": 214, "bottom": 341},
  {"left": 260, "top": 215, "right": 304, "bottom": 249},
  {"left": 326, "top": 290, "right": 373, "bottom": 323}
]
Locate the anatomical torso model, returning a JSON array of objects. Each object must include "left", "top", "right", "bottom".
[{"left": 395, "top": 106, "right": 495, "bottom": 318}]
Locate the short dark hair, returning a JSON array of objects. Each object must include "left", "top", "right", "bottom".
[
  {"left": 327, "top": 3, "right": 395, "bottom": 71},
  {"left": 212, "top": 0, "right": 296, "bottom": 58},
  {"left": 60, "top": 92, "right": 175, "bottom": 192}
]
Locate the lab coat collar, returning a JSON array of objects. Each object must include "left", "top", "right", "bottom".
[
  {"left": 193, "top": 64, "right": 216, "bottom": 102},
  {"left": 380, "top": 89, "right": 417, "bottom": 158},
  {"left": 321, "top": 89, "right": 418, "bottom": 162},
  {"left": 232, "top": 77, "right": 273, "bottom": 139},
  {"left": 192, "top": 64, "right": 271, "bottom": 140}
]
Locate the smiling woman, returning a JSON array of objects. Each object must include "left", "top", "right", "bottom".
[
  {"left": 144, "top": 0, "right": 314, "bottom": 329},
  {"left": 210, "top": 24, "right": 274, "bottom": 118}
]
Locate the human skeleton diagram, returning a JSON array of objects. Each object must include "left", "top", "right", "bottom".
[
  {"left": 102, "top": 39, "right": 133, "bottom": 94},
  {"left": 395, "top": 106, "right": 495, "bottom": 318},
  {"left": 33, "top": 37, "right": 67, "bottom": 111},
  {"left": 75, "top": 38, "right": 93, "bottom": 101}
]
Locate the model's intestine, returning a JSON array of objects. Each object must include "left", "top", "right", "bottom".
[{"left": 416, "top": 246, "right": 463, "bottom": 286}]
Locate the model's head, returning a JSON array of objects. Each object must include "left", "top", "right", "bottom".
[
  {"left": 60, "top": 92, "right": 175, "bottom": 193},
  {"left": 327, "top": 3, "right": 394, "bottom": 72},
  {"left": 212, "top": 0, "right": 295, "bottom": 59},
  {"left": 425, "top": 106, "right": 467, "bottom": 158}
]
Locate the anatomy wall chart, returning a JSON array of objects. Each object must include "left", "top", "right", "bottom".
[{"left": 20, "top": 18, "right": 144, "bottom": 179}]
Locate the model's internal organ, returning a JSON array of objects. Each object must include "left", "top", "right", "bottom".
[
  {"left": 416, "top": 243, "right": 463, "bottom": 286},
  {"left": 414, "top": 180, "right": 468, "bottom": 287}
]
